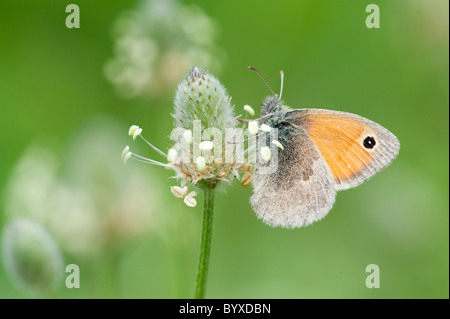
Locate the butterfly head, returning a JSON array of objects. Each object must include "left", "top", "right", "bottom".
[{"left": 261, "top": 95, "right": 283, "bottom": 115}]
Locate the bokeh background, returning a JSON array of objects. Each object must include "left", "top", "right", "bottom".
[{"left": 0, "top": 0, "right": 448, "bottom": 298}]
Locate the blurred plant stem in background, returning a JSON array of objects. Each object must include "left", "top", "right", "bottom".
[{"left": 96, "top": 248, "right": 123, "bottom": 298}]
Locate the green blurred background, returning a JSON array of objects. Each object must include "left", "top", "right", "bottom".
[{"left": 0, "top": 0, "right": 448, "bottom": 298}]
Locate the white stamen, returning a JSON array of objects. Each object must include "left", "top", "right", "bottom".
[
  {"left": 170, "top": 186, "right": 188, "bottom": 198},
  {"left": 187, "top": 191, "right": 197, "bottom": 198},
  {"left": 184, "top": 192, "right": 197, "bottom": 207},
  {"left": 123, "top": 152, "right": 132, "bottom": 164},
  {"left": 261, "top": 124, "right": 271, "bottom": 133},
  {"left": 241, "top": 173, "right": 253, "bottom": 187},
  {"left": 248, "top": 121, "right": 259, "bottom": 135},
  {"left": 199, "top": 141, "right": 214, "bottom": 151},
  {"left": 238, "top": 163, "right": 253, "bottom": 172},
  {"left": 243, "top": 105, "right": 255, "bottom": 116},
  {"left": 196, "top": 156, "right": 206, "bottom": 171},
  {"left": 167, "top": 149, "right": 178, "bottom": 163},
  {"left": 128, "top": 125, "right": 140, "bottom": 137},
  {"left": 132, "top": 157, "right": 168, "bottom": 167},
  {"left": 217, "top": 171, "right": 228, "bottom": 178},
  {"left": 131, "top": 153, "right": 169, "bottom": 167},
  {"left": 261, "top": 146, "right": 271, "bottom": 163},
  {"left": 139, "top": 134, "right": 167, "bottom": 157},
  {"left": 132, "top": 128, "right": 143, "bottom": 140},
  {"left": 122, "top": 145, "right": 130, "bottom": 158},
  {"left": 183, "top": 130, "right": 193, "bottom": 144},
  {"left": 272, "top": 140, "right": 284, "bottom": 150}
]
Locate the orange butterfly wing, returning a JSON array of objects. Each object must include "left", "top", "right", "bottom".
[{"left": 286, "top": 109, "right": 400, "bottom": 190}]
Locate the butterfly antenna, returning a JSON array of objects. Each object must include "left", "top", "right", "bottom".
[
  {"left": 279, "top": 70, "right": 284, "bottom": 99},
  {"left": 247, "top": 66, "right": 276, "bottom": 96}
]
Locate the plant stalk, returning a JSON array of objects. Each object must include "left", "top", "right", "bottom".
[{"left": 194, "top": 186, "right": 215, "bottom": 299}]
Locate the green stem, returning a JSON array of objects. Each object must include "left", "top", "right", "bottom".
[{"left": 194, "top": 186, "right": 215, "bottom": 299}]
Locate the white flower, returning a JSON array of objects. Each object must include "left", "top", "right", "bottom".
[
  {"left": 183, "top": 130, "right": 193, "bottom": 144},
  {"left": 133, "top": 128, "right": 142, "bottom": 140},
  {"left": 196, "top": 156, "right": 206, "bottom": 171},
  {"left": 243, "top": 105, "right": 255, "bottom": 116},
  {"left": 184, "top": 191, "right": 197, "bottom": 207},
  {"left": 241, "top": 173, "right": 253, "bottom": 187},
  {"left": 170, "top": 186, "right": 188, "bottom": 198},
  {"left": 122, "top": 145, "right": 130, "bottom": 157},
  {"left": 184, "top": 195, "right": 197, "bottom": 207},
  {"left": 171, "top": 186, "right": 197, "bottom": 207},
  {"left": 199, "top": 141, "right": 214, "bottom": 151},
  {"left": 238, "top": 163, "right": 253, "bottom": 172},
  {"left": 167, "top": 149, "right": 178, "bottom": 163},
  {"left": 123, "top": 152, "right": 132, "bottom": 164},
  {"left": 260, "top": 124, "right": 271, "bottom": 133},
  {"left": 261, "top": 146, "right": 271, "bottom": 163},
  {"left": 272, "top": 140, "right": 284, "bottom": 150},
  {"left": 128, "top": 125, "right": 139, "bottom": 136},
  {"left": 128, "top": 125, "right": 142, "bottom": 140},
  {"left": 248, "top": 121, "right": 259, "bottom": 135}
]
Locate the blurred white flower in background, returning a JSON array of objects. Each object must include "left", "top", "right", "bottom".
[
  {"left": 4, "top": 142, "right": 58, "bottom": 223},
  {"left": 104, "top": 0, "right": 225, "bottom": 99},
  {"left": 2, "top": 219, "right": 63, "bottom": 295},
  {"left": 4, "top": 118, "right": 161, "bottom": 257}
]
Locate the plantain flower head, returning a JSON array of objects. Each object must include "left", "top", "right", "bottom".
[{"left": 123, "top": 67, "right": 257, "bottom": 206}]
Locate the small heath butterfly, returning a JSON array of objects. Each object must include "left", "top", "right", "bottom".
[{"left": 247, "top": 67, "right": 400, "bottom": 228}]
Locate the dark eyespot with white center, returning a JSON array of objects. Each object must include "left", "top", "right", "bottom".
[{"left": 363, "top": 136, "right": 376, "bottom": 149}]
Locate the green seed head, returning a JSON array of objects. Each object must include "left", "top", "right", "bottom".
[{"left": 173, "top": 67, "right": 236, "bottom": 132}]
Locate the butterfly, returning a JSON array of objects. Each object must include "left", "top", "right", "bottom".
[{"left": 247, "top": 67, "right": 400, "bottom": 228}]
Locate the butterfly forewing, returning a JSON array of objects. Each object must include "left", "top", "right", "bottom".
[{"left": 285, "top": 109, "right": 400, "bottom": 190}]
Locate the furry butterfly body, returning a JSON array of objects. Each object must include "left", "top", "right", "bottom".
[{"left": 251, "top": 95, "right": 400, "bottom": 228}]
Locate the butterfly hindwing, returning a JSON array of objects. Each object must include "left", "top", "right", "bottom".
[{"left": 250, "top": 125, "right": 336, "bottom": 228}]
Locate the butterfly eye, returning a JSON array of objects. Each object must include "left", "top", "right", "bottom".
[{"left": 363, "top": 136, "right": 376, "bottom": 149}]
